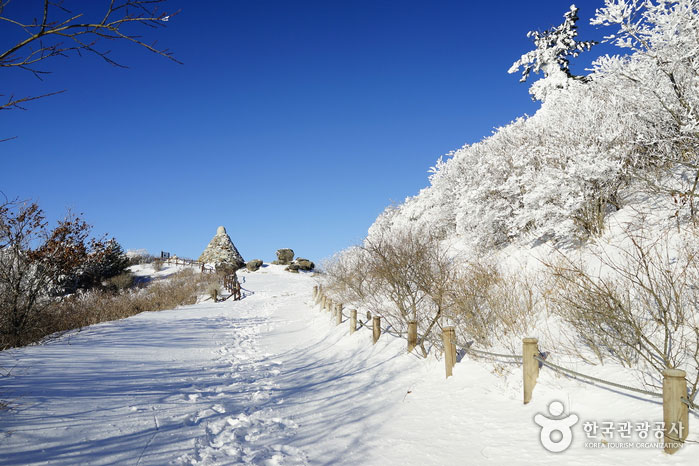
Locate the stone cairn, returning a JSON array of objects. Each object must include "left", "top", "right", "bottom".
[{"left": 198, "top": 226, "right": 245, "bottom": 269}]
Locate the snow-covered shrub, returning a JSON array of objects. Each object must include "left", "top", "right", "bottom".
[
  {"left": 544, "top": 228, "right": 699, "bottom": 399},
  {"left": 321, "top": 246, "right": 373, "bottom": 307},
  {"left": 360, "top": 229, "right": 439, "bottom": 345},
  {"left": 447, "top": 263, "right": 541, "bottom": 354},
  {"left": 325, "top": 229, "right": 464, "bottom": 357},
  {"left": 445, "top": 262, "right": 501, "bottom": 348},
  {"left": 325, "top": 235, "right": 544, "bottom": 357}
]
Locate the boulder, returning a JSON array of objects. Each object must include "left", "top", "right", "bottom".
[
  {"left": 275, "top": 248, "right": 295, "bottom": 265},
  {"left": 285, "top": 263, "right": 300, "bottom": 273},
  {"left": 246, "top": 259, "right": 263, "bottom": 272},
  {"left": 295, "top": 258, "right": 315, "bottom": 271},
  {"left": 198, "top": 226, "right": 245, "bottom": 269}
]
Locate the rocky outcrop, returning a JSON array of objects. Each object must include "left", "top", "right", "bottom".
[
  {"left": 275, "top": 249, "right": 294, "bottom": 265},
  {"left": 285, "top": 263, "right": 300, "bottom": 273},
  {"left": 246, "top": 259, "right": 263, "bottom": 272},
  {"left": 280, "top": 258, "right": 315, "bottom": 273},
  {"left": 271, "top": 248, "right": 315, "bottom": 272},
  {"left": 295, "top": 258, "right": 315, "bottom": 271},
  {"left": 199, "top": 226, "right": 245, "bottom": 269}
]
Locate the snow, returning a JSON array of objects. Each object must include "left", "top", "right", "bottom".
[
  {"left": 129, "top": 262, "right": 192, "bottom": 280},
  {"left": 126, "top": 249, "right": 150, "bottom": 258},
  {"left": 1, "top": 265, "right": 697, "bottom": 465}
]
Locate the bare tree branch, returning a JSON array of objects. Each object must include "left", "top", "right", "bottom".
[
  {"left": 0, "top": 0, "right": 180, "bottom": 134},
  {"left": 0, "top": 90, "right": 65, "bottom": 111}
]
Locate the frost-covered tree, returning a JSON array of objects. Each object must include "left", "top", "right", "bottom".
[
  {"left": 328, "top": 0, "right": 699, "bottom": 382},
  {"left": 509, "top": 4, "right": 597, "bottom": 101},
  {"left": 591, "top": 0, "right": 699, "bottom": 217}
]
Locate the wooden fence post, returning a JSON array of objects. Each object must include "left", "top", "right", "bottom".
[
  {"left": 350, "top": 310, "right": 357, "bottom": 334},
  {"left": 327, "top": 299, "right": 333, "bottom": 313},
  {"left": 313, "top": 285, "right": 318, "bottom": 299},
  {"left": 523, "top": 337, "right": 539, "bottom": 404},
  {"left": 335, "top": 303, "right": 343, "bottom": 325},
  {"left": 372, "top": 316, "right": 381, "bottom": 344},
  {"left": 442, "top": 327, "right": 456, "bottom": 378},
  {"left": 321, "top": 295, "right": 327, "bottom": 310},
  {"left": 663, "top": 369, "right": 689, "bottom": 454}
]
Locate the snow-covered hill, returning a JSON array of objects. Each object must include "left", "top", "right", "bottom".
[
  {"left": 0, "top": 265, "right": 695, "bottom": 465},
  {"left": 315, "top": 5, "right": 699, "bottom": 460},
  {"left": 365, "top": 1, "right": 698, "bottom": 251}
]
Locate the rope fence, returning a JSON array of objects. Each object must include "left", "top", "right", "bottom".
[
  {"left": 459, "top": 343, "right": 523, "bottom": 361},
  {"left": 311, "top": 285, "right": 695, "bottom": 454},
  {"left": 533, "top": 354, "right": 663, "bottom": 398}
]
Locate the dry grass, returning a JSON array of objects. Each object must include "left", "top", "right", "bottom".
[
  {"left": 152, "top": 259, "right": 164, "bottom": 272},
  {"left": 207, "top": 282, "right": 220, "bottom": 302},
  {"left": 1, "top": 269, "right": 217, "bottom": 349},
  {"left": 447, "top": 262, "right": 540, "bottom": 353}
]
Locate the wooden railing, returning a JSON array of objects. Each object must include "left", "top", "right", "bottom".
[
  {"left": 163, "top": 257, "right": 241, "bottom": 301},
  {"left": 164, "top": 257, "right": 216, "bottom": 274},
  {"left": 312, "top": 284, "right": 693, "bottom": 455}
]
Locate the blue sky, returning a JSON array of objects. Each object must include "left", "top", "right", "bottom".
[{"left": 2, "top": 0, "right": 614, "bottom": 263}]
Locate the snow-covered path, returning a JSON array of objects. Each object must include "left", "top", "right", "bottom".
[
  {"left": 0, "top": 266, "right": 421, "bottom": 465},
  {"left": 1, "top": 265, "right": 697, "bottom": 465}
]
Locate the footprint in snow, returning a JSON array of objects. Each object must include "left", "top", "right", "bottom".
[
  {"left": 185, "top": 407, "right": 218, "bottom": 426},
  {"left": 211, "top": 404, "right": 226, "bottom": 414}
]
